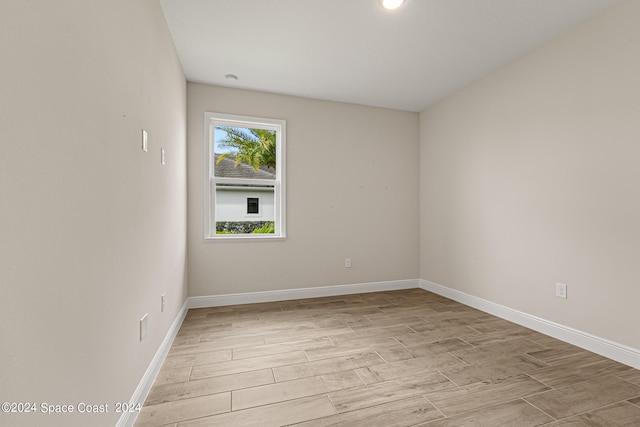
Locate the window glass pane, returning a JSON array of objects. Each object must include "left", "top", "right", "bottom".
[
  {"left": 215, "top": 184, "right": 275, "bottom": 234},
  {"left": 205, "top": 112, "right": 285, "bottom": 240},
  {"left": 214, "top": 126, "right": 276, "bottom": 180}
]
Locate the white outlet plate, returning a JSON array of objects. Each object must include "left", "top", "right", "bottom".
[
  {"left": 556, "top": 283, "right": 567, "bottom": 299},
  {"left": 345, "top": 258, "right": 352, "bottom": 268},
  {"left": 161, "top": 147, "right": 166, "bottom": 165},
  {"left": 161, "top": 293, "right": 166, "bottom": 313},
  {"left": 142, "top": 129, "right": 148, "bottom": 152},
  {"left": 140, "top": 314, "right": 148, "bottom": 341}
]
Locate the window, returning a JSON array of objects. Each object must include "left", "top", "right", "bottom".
[
  {"left": 247, "top": 197, "right": 259, "bottom": 214},
  {"left": 204, "top": 112, "right": 286, "bottom": 239}
]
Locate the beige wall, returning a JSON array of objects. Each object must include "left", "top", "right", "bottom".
[
  {"left": 188, "top": 84, "right": 419, "bottom": 296},
  {"left": 420, "top": 0, "right": 640, "bottom": 349},
  {"left": 0, "top": 1, "right": 187, "bottom": 426}
]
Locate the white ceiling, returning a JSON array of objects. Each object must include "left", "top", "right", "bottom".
[{"left": 159, "top": 0, "right": 619, "bottom": 112}]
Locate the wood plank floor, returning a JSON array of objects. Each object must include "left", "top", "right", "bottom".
[{"left": 134, "top": 289, "right": 640, "bottom": 426}]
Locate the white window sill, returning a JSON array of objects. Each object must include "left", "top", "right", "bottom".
[{"left": 205, "top": 235, "right": 286, "bottom": 242}]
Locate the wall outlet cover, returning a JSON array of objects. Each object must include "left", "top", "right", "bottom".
[
  {"left": 142, "top": 129, "right": 148, "bottom": 152},
  {"left": 556, "top": 283, "right": 567, "bottom": 299},
  {"left": 140, "top": 314, "right": 149, "bottom": 341}
]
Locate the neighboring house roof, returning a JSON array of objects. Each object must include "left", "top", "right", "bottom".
[{"left": 214, "top": 154, "right": 275, "bottom": 179}]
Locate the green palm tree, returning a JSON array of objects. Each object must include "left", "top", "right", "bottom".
[{"left": 215, "top": 126, "right": 276, "bottom": 170}]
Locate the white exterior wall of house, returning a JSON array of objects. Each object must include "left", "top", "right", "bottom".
[{"left": 216, "top": 187, "right": 275, "bottom": 222}]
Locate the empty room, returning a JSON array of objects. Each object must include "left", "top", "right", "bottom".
[{"left": 2, "top": 0, "right": 640, "bottom": 426}]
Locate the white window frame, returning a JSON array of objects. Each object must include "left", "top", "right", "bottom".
[{"left": 204, "top": 112, "right": 286, "bottom": 240}]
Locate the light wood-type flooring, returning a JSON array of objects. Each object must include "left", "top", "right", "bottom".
[{"left": 135, "top": 289, "right": 640, "bottom": 426}]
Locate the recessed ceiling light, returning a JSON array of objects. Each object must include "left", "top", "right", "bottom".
[
  {"left": 381, "top": 0, "right": 405, "bottom": 10},
  {"left": 225, "top": 74, "right": 238, "bottom": 81}
]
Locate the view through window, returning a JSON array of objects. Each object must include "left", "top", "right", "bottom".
[{"left": 205, "top": 113, "right": 285, "bottom": 239}]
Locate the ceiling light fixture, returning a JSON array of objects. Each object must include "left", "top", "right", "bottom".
[
  {"left": 381, "top": 0, "right": 405, "bottom": 10},
  {"left": 225, "top": 74, "right": 238, "bottom": 81}
]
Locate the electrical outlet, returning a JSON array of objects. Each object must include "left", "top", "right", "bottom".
[
  {"left": 345, "top": 258, "right": 352, "bottom": 268},
  {"left": 142, "top": 129, "right": 148, "bottom": 152},
  {"left": 556, "top": 283, "right": 567, "bottom": 299},
  {"left": 161, "top": 147, "right": 166, "bottom": 165},
  {"left": 161, "top": 293, "right": 166, "bottom": 313},
  {"left": 140, "top": 314, "right": 148, "bottom": 341}
]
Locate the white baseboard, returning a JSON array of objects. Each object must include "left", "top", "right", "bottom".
[
  {"left": 188, "top": 279, "right": 420, "bottom": 309},
  {"left": 420, "top": 279, "right": 640, "bottom": 370},
  {"left": 117, "top": 299, "right": 189, "bottom": 427}
]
